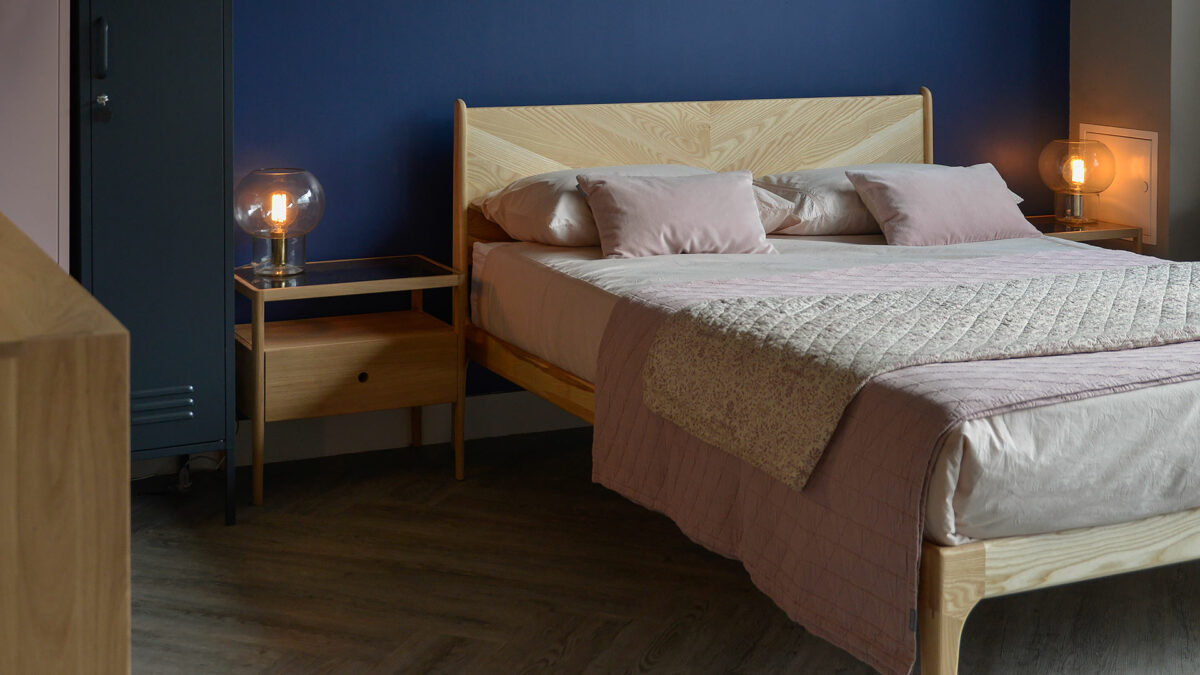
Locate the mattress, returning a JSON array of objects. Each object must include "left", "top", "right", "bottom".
[{"left": 471, "top": 235, "right": 1200, "bottom": 545}]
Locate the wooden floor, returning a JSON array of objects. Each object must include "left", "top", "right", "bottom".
[{"left": 133, "top": 428, "right": 1200, "bottom": 674}]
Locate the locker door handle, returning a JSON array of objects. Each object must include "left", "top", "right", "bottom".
[{"left": 92, "top": 17, "right": 109, "bottom": 79}]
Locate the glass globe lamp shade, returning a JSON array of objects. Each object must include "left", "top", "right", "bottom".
[
  {"left": 233, "top": 168, "right": 325, "bottom": 276},
  {"left": 1037, "top": 139, "right": 1115, "bottom": 224}
]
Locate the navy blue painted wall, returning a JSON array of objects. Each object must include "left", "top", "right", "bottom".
[{"left": 234, "top": 1, "right": 1069, "bottom": 267}]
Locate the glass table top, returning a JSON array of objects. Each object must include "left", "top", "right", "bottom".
[
  {"left": 1027, "top": 217, "right": 1138, "bottom": 235},
  {"left": 235, "top": 255, "right": 456, "bottom": 293}
]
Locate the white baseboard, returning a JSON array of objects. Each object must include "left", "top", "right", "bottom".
[{"left": 131, "top": 391, "right": 589, "bottom": 477}]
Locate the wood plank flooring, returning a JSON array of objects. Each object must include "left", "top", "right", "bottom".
[{"left": 133, "top": 428, "right": 1200, "bottom": 674}]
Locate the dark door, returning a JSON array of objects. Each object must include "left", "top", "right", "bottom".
[{"left": 86, "top": 0, "right": 227, "bottom": 451}]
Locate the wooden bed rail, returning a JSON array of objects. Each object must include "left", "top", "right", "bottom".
[
  {"left": 465, "top": 324, "right": 594, "bottom": 423},
  {"left": 920, "top": 504, "right": 1200, "bottom": 674}
]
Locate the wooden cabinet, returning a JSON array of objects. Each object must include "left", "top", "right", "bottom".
[{"left": 0, "top": 213, "right": 130, "bottom": 673}]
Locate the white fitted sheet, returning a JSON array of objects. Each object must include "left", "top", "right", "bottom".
[{"left": 471, "top": 235, "right": 1200, "bottom": 544}]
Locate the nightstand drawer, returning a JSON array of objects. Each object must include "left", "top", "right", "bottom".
[{"left": 236, "top": 311, "right": 458, "bottom": 422}]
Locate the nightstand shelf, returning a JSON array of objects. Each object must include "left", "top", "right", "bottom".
[
  {"left": 234, "top": 255, "right": 464, "bottom": 506},
  {"left": 1028, "top": 215, "right": 1143, "bottom": 253}
]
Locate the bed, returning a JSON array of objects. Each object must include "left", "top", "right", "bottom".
[{"left": 450, "top": 90, "right": 1200, "bottom": 674}]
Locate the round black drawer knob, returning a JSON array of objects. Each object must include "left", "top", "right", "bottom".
[{"left": 357, "top": 371, "right": 369, "bottom": 383}]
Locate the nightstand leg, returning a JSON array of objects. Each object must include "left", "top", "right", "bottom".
[
  {"left": 453, "top": 399, "right": 465, "bottom": 480},
  {"left": 410, "top": 406, "right": 422, "bottom": 447},
  {"left": 252, "top": 295, "right": 266, "bottom": 506},
  {"left": 1136, "top": 230, "right": 1143, "bottom": 254}
]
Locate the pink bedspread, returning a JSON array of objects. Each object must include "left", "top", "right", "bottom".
[{"left": 592, "top": 249, "right": 1200, "bottom": 674}]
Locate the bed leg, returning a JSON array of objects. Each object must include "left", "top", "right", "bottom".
[{"left": 919, "top": 541, "right": 985, "bottom": 675}]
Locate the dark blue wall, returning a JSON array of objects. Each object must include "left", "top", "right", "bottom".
[{"left": 234, "top": 1, "right": 1069, "bottom": 266}]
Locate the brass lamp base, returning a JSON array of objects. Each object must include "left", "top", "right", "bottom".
[
  {"left": 1055, "top": 192, "right": 1095, "bottom": 227},
  {"left": 251, "top": 235, "right": 305, "bottom": 276}
]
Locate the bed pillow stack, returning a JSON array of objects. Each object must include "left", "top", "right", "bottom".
[
  {"left": 478, "top": 161, "right": 1035, "bottom": 252},
  {"left": 478, "top": 164, "right": 783, "bottom": 257}
]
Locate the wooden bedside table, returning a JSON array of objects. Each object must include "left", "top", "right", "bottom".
[
  {"left": 234, "top": 256, "right": 464, "bottom": 505},
  {"left": 1028, "top": 215, "right": 1143, "bottom": 253}
]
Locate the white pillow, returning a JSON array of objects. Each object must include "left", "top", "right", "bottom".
[
  {"left": 477, "top": 165, "right": 713, "bottom": 246},
  {"left": 755, "top": 163, "right": 1024, "bottom": 236},
  {"left": 752, "top": 185, "right": 802, "bottom": 233}
]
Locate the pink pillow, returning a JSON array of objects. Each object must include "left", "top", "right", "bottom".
[
  {"left": 845, "top": 163, "right": 1039, "bottom": 246},
  {"left": 576, "top": 171, "right": 776, "bottom": 258}
]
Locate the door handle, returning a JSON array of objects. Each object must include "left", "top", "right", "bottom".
[{"left": 92, "top": 17, "right": 109, "bottom": 79}]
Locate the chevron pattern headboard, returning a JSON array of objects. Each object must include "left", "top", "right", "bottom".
[{"left": 453, "top": 88, "right": 932, "bottom": 256}]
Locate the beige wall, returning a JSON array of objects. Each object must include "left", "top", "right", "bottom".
[
  {"left": 1070, "top": 0, "right": 1172, "bottom": 254},
  {"left": 0, "top": 0, "right": 70, "bottom": 269},
  {"left": 1169, "top": 0, "right": 1200, "bottom": 259}
]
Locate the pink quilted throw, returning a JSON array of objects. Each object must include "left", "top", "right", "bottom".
[{"left": 592, "top": 248, "right": 1200, "bottom": 674}]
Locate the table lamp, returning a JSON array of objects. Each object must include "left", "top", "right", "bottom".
[
  {"left": 1037, "top": 139, "right": 1115, "bottom": 226},
  {"left": 234, "top": 168, "right": 325, "bottom": 276}
]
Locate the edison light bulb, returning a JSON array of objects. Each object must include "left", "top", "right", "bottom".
[
  {"left": 1067, "top": 157, "right": 1086, "bottom": 187},
  {"left": 269, "top": 192, "right": 290, "bottom": 230}
]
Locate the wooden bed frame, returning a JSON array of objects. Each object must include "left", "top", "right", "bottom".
[{"left": 451, "top": 89, "right": 1200, "bottom": 674}]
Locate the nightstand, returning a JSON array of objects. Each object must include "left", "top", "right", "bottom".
[
  {"left": 1028, "top": 215, "right": 1143, "bottom": 254},
  {"left": 234, "top": 256, "right": 464, "bottom": 505}
]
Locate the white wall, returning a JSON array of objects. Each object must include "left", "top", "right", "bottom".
[{"left": 0, "top": 0, "right": 70, "bottom": 269}]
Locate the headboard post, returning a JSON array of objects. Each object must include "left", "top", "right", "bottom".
[
  {"left": 453, "top": 99, "right": 468, "bottom": 279},
  {"left": 451, "top": 98, "right": 469, "bottom": 480},
  {"left": 921, "top": 86, "right": 934, "bottom": 163}
]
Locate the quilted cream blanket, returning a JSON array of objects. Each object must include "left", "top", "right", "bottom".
[{"left": 643, "top": 263, "right": 1200, "bottom": 489}]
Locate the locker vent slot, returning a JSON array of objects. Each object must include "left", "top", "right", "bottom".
[{"left": 131, "top": 385, "right": 196, "bottom": 426}]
